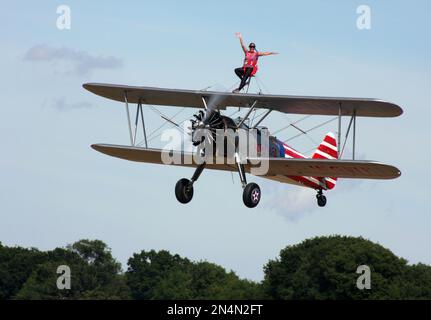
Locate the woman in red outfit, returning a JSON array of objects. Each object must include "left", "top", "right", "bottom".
[{"left": 233, "top": 32, "right": 278, "bottom": 93}]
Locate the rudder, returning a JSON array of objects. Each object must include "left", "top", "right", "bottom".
[{"left": 312, "top": 132, "right": 338, "bottom": 189}]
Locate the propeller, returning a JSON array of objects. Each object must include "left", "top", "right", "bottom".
[{"left": 190, "top": 86, "right": 227, "bottom": 147}]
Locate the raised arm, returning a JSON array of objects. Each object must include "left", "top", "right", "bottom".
[
  {"left": 235, "top": 32, "right": 247, "bottom": 53},
  {"left": 258, "top": 51, "right": 279, "bottom": 57}
]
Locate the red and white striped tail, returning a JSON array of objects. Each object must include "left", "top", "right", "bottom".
[{"left": 312, "top": 132, "right": 338, "bottom": 189}]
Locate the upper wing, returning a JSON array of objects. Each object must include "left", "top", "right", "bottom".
[
  {"left": 83, "top": 83, "right": 403, "bottom": 118},
  {"left": 92, "top": 144, "right": 401, "bottom": 180}
]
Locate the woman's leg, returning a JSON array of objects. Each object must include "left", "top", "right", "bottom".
[
  {"left": 237, "top": 67, "right": 253, "bottom": 91},
  {"left": 234, "top": 67, "right": 244, "bottom": 80}
]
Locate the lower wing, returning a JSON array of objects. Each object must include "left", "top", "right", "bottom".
[{"left": 91, "top": 144, "right": 401, "bottom": 180}]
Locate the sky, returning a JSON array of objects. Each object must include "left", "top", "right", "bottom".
[{"left": 0, "top": 0, "right": 430, "bottom": 281}]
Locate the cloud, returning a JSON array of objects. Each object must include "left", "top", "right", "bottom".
[
  {"left": 261, "top": 170, "right": 365, "bottom": 222},
  {"left": 261, "top": 182, "right": 317, "bottom": 222},
  {"left": 24, "top": 44, "right": 123, "bottom": 75},
  {"left": 46, "top": 97, "right": 94, "bottom": 111}
]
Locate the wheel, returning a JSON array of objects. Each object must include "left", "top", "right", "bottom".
[
  {"left": 175, "top": 178, "right": 194, "bottom": 204},
  {"left": 317, "top": 194, "right": 327, "bottom": 207},
  {"left": 242, "top": 183, "right": 261, "bottom": 208}
]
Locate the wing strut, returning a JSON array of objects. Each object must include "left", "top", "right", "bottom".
[
  {"left": 338, "top": 102, "right": 342, "bottom": 157},
  {"left": 353, "top": 110, "right": 356, "bottom": 160},
  {"left": 136, "top": 99, "right": 148, "bottom": 148},
  {"left": 237, "top": 100, "right": 258, "bottom": 128},
  {"left": 124, "top": 91, "right": 133, "bottom": 146},
  {"left": 338, "top": 104, "right": 357, "bottom": 160},
  {"left": 123, "top": 91, "right": 148, "bottom": 147},
  {"left": 252, "top": 109, "right": 272, "bottom": 128}
]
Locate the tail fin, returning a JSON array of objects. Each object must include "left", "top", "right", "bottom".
[{"left": 312, "top": 132, "right": 338, "bottom": 189}]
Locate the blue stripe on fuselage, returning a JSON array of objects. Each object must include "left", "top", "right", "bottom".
[
  {"left": 270, "top": 137, "right": 285, "bottom": 158},
  {"left": 277, "top": 139, "right": 285, "bottom": 158}
]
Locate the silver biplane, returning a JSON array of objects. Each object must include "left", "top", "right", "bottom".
[{"left": 83, "top": 83, "right": 402, "bottom": 208}]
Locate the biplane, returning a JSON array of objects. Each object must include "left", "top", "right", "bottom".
[{"left": 83, "top": 83, "right": 402, "bottom": 208}]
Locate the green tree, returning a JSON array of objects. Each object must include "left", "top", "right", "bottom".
[
  {"left": 14, "top": 240, "right": 131, "bottom": 300},
  {"left": 126, "top": 250, "right": 263, "bottom": 299},
  {"left": 126, "top": 250, "right": 193, "bottom": 299},
  {"left": 189, "top": 261, "right": 263, "bottom": 299},
  {"left": 3, "top": 236, "right": 430, "bottom": 300},
  {"left": 0, "top": 242, "right": 47, "bottom": 299},
  {"left": 263, "top": 235, "right": 431, "bottom": 299},
  {"left": 401, "top": 263, "right": 431, "bottom": 299}
]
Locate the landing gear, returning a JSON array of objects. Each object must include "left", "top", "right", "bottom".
[
  {"left": 175, "top": 178, "right": 194, "bottom": 204},
  {"left": 236, "top": 153, "right": 261, "bottom": 208},
  {"left": 316, "top": 190, "right": 327, "bottom": 207},
  {"left": 175, "top": 163, "right": 205, "bottom": 204},
  {"left": 176, "top": 109, "right": 265, "bottom": 208},
  {"left": 243, "top": 183, "right": 261, "bottom": 208}
]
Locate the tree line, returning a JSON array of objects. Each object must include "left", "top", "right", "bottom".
[{"left": 0, "top": 236, "right": 430, "bottom": 299}]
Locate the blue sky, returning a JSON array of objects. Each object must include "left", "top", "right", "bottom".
[{"left": 1, "top": 0, "right": 430, "bottom": 281}]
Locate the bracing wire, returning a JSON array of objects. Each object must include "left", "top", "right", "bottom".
[
  {"left": 284, "top": 116, "right": 338, "bottom": 143},
  {"left": 272, "top": 115, "right": 312, "bottom": 135}
]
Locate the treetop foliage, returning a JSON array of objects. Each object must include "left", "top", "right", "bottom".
[{"left": 1, "top": 236, "right": 430, "bottom": 300}]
